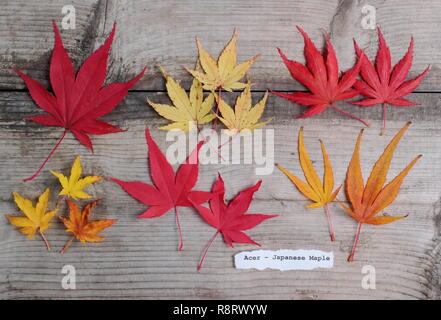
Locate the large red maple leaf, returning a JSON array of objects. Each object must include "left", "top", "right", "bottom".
[
  {"left": 14, "top": 21, "right": 146, "bottom": 181},
  {"left": 189, "top": 174, "right": 277, "bottom": 271},
  {"left": 110, "top": 128, "right": 212, "bottom": 251},
  {"left": 272, "top": 26, "right": 368, "bottom": 126},
  {"left": 351, "top": 28, "right": 429, "bottom": 134}
]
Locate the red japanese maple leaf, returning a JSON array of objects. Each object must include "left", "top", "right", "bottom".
[
  {"left": 14, "top": 21, "right": 146, "bottom": 181},
  {"left": 110, "top": 128, "right": 212, "bottom": 251},
  {"left": 189, "top": 174, "right": 277, "bottom": 271},
  {"left": 352, "top": 28, "right": 429, "bottom": 134},
  {"left": 272, "top": 26, "right": 368, "bottom": 126}
]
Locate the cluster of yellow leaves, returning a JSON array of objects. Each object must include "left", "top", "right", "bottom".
[
  {"left": 148, "top": 30, "right": 270, "bottom": 134},
  {"left": 6, "top": 156, "right": 117, "bottom": 253}
]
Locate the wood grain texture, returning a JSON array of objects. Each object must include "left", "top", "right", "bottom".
[
  {"left": 0, "top": 91, "right": 439, "bottom": 299},
  {"left": 1, "top": 0, "right": 441, "bottom": 301},
  {"left": 2, "top": 0, "right": 441, "bottom": 91},
  {"left": 0, "top": 0, "right": 104, "bottom": 89},
  {"left": 105, "top": 0, "right": 441, "bottom": 91}
]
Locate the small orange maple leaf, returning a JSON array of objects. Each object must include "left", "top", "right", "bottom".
[{"left": 59, "top": 199, "right": 117, "bottom": 254}]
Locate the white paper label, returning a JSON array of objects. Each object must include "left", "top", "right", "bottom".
[{"left": 234, "top": 249, "right": 333, "bottom": 271}]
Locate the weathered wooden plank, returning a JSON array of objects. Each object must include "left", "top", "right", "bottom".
[
  {"left": 0, "top": 92, "right": 439, "bottom": 299},
  {"left": 89, "top": 0, "right": 441, "bottom": 90},
  {"left": 0, "top": 0, "right": 104, "bottom": 89},
  {"left": 2, "top": 0, "right": 441, "bottom": 91}
]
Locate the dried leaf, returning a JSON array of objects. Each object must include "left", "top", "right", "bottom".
[
  {"left": 50, "top": 156, "right": 103, "bottom": 200},
  {"left": 185, "top": 30, "right": 259, "bottom": 92},
  {"left": 110, "top": 128, "right": 212, "bottom": 251},
  {"left": 6, "top": 189, "right": 57, "bottom": 250},
  {"left": 272, "top": 26, "right": 368, "bottom": 126},
  {"left": 217, "top": 81, "right": 271, "bottom": 134},
  {"left": 60, "top": 199, "right": 117, "bottom": 253},
  {"left": 147, "top": 66, "right": 216, "bottom": 132},
  {"left": 14, "top": 21, "right": 146, "bottom": 181},
  {"left": 189, "top": 174, "right": 277, "bottom": 270},
  {"left": 352, "top": 28, "right": 430, "bottom": 134},
  {"left": 339, "top": 122, "right": 422, "bottom": 261},
  {"left": 276, "top": 127, "right": 341, "bottom": 240}
]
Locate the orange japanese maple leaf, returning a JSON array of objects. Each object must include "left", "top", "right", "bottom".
[
  {"left": 272, "top": 26, "right": 368, "bottom": 126},
  {"left": 338, "top": 122, "right": 421, "bottom": 262},
  {"left": 59, "top": 199, "right": 117, "bottom": 254},
  {"left": 352, "top": 28, "right": 430, "bottom": 135}
]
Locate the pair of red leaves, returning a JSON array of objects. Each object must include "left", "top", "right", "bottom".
[
  {"left": 273, "top": 26, "right": 429, "bottom": 132},
  {"left": 111, "top": 129, "right": 276, "bottom": 270},
  {"left": 15, "top": 22, "right": 146, "bottom": 181}
]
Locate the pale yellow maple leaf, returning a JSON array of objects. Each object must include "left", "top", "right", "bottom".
[
  {"left": 147, "top": 66, "right": 216, "bottom": 132},
  {"left": 185, "top": 30, "right": 260, "bottom": 92},
  {"left": 50, "top": 156, "right": 102, "bottom": 200},
  {"left": 217, "top": 81, "right": 271, "bottom": 135},
  {"left": 6, "top": 188, "right": 57, "bottom": 240}
]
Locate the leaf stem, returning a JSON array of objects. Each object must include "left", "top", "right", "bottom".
[
  {"left": 381, "top": 103, "right": 387, "bottom": 136},
  {"left": 218, "top": 132, "right": 238, "bottom": 150},
  {"left": 213, "top": 87, "right": 222, "bottom": 130},
  {"left": 55, "top": 196, "right": 66, "bottom": 210},
  {"left": 348, "top": 222, "right": 362, "bottom": 262},
  {"left": 39, "top": 229, "right": 52, "bottom": 251},
  {"left": 324, "top": 204, "right": 335, "bottom": 241},
  {"left": 174, "top": 206, "right": 183, "bottom": 251},
  {"left": 331, "top": 105, "right": 371, "bottom": 127},
  {"left": 24, "top": 130, "right": 67, "bottom": 182},
  {"left": 196, "top": 125, "right": 226, "bottom": 161},
  {"left": 60, "top": 236, "right": 75, "bottom": 254},
  {"left": 198, "top": 230, "right": 220, "bottom": 271}
]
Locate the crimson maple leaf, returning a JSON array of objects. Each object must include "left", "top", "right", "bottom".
[
  {"left": 14, "top": 21, "right": 146, "bottom": 181},
  {"left": 272, "top": 26, "right": 369, "bottom": 126},
  {"left": 189, "top": 174, "right": 277, "bottom": 271},
  {"left": 351, "top": 28, "right": 429, "bottom": 134},
  {"left": 110, "top": 128, "right": 212, "bottom": 251}
]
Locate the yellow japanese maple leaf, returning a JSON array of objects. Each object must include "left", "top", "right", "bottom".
[
  {"left": 217, "top": 82, "right": 271, "bottom": 135},
  {"left": 50, "top": 156, "right": 102, "bottom": 200},
  {"left": 147, "top": 66, "right": 216, "bottom": 132},
  {"left": 6, "top": 188, "right": 57, "bottom": 250},
  {"left": 276, "top": 127, "right": 341, "bottom": 241},
  {"left": 60, "top": 199, "right": 117, "bottom": 254},
  {"left": 339, "top": 122, "right": 421, "bottom": 262},
  {"left": 185, "top": 30, "right": 260, "bottom": 92}
]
